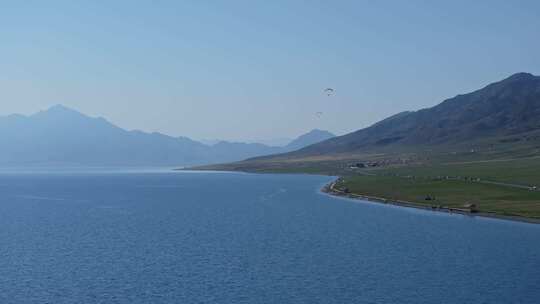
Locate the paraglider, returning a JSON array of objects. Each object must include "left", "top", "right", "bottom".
[
  {"left": 316, "top": 111, "right": 323, "bottom": 118},
  {"left": 324, "top": 88, "right": 334, "bottom": 96}
]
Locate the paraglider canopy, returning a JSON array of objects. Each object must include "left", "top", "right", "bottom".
[{"left": 324, "top": 88, "right": 334, "bottom": 96}]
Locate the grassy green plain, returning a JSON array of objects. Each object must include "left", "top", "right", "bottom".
[
  {"left": 337, "top": 165, "right": 540, "bottom": 219},
  {"left": 194, "top": 142, "right": 540, "bottom": 219}
]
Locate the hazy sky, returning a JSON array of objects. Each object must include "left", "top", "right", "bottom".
[{"left": 1, "top": 1, "right": 539, "bottom": 141}]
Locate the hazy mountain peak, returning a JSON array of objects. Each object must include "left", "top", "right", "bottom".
[
  {"left": 46, "top": 104, "right": 81, "bottom": 114},
  {"left": 49, "top": 104, "right": 72, "bottom": 111},
  {"left": 32, "top": 104, "right": 89, "bottom": 120},
  {"left": 309, "top": 128, "right": 331, "bottom": 134},
  {"left": 285, "top": 129, "right": 335, "bottom": 150},
  {"left": 502, "top": 72, "right": 536, "bottom": 83}
]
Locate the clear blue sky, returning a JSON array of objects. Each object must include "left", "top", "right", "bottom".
[{"left": 1, "top": 1, "right": 539, "bottom": 141}]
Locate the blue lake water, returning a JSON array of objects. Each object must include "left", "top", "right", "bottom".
[{"left": 0, "top": 171, "right": 539, "bottom": 303}]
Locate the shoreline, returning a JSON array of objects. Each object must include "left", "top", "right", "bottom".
[{"left": 321, "top": 178, "right": 540, "bottom": 225}]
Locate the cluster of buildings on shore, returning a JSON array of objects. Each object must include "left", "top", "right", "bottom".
[{"left": 346, "top": 157, "right": 417, "bottom": 170}]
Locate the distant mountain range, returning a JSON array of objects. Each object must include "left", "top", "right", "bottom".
[
  {"left": 0, "top": 105, "right": 335, "bottom": 167},
  {"left": 201, "top": 137, "right": 293, "bottom": 147},
  {"left": 284, "top": 129, "right": 335, "bottom": 151},
  {"left": 246, "top": 72, "right": 540, "bottom": 162}
]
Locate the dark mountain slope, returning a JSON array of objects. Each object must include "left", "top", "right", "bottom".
[{"left": 283, "top": 72, "right": 540, "bottom": 156}]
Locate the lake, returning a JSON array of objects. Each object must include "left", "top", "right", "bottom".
[{"left": 0, "top": 171, "right": 539, "bottom": 303}]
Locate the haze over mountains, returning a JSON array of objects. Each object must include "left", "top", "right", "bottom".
[
  {"left": 0, "top": 105, "right": 335, "bottom": 167},
  {"left": 225, "top": 72, "right": 540, "bottom": 166},
  {"left": 4, "top": 73, "right": 537, "bottom": 169},
  {"left": 284, "top": 129, "right": 335, "bottom": 151}
]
